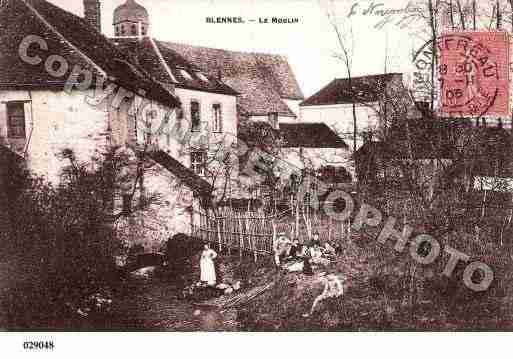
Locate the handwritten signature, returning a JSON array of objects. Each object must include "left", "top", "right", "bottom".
[{"left": 347, "top": 1, "right": 423, "bottom": 30}]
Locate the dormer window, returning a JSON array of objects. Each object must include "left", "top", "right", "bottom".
[
  {"left": 180, "top": 69, "right": 193, "bottom": 81},
  {"left": 197, "top": 72, "right": 209, "bottom": 82}
]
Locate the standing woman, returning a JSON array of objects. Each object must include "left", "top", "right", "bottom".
[{"left": 200, "top": 243, "right": 218, "bottom": 286}]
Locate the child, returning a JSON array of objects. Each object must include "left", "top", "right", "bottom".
[{"left": 303, "top": 273, "right": 344, "bottom": 317}]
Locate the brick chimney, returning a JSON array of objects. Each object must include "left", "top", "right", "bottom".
[{"left": 83, "top": 0, "right": 101, "bottom": 32}]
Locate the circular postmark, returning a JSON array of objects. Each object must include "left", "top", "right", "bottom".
[{"left": 411, "top": 33, "right": 500, "bottom": 118}]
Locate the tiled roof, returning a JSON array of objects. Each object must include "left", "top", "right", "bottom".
[
  {"left": 0, "top": 0, "right": 179, "bottom": 108},
  {"left": 301, "top": 73, "right": 402, "bottom": 107},
  {"left": 148, "top": 150, "right": 212, "bottom": 197},
  {"left": 279, "top": 123, "right": 348, "bottom": 148},
  {"left": 238, "top": 122, "right": 347, "bottom": 149},
  {"left": 111, "top": 38, "right": 238, "bottom": 96},
  {"left": 162, "top": 42, "right": 304, "bottom": 117}
]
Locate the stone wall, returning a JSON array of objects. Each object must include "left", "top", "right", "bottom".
[{"left": 0, "top": 89, "right": 109, "bottom": 183}]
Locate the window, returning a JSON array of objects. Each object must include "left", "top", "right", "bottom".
[
  {"left": 176, "top": 107, "right": 184, "bottom": 120},
  {"left": 212, "top": 103, "right": 222, "bottom": 133},
  {"left": 121, "top": 25, "right": 126, "bottom": 35},
  {"left": 131, "top": 24, "right": 137, "bottom": 36},
  {"left": 268, "top": 112, "right": 278, "bottom": 129},
  {"left": 6, "top": 102, "right": 26, "bottom": 138},
  {"left": 190, "top": 100, "right": 201, "bottom": 132},
  {"left": 191, "top": 151, "right": 206, "bottom": 176},
  {"left": 142, "top": 26, "right": 147, "bottom": 36}
]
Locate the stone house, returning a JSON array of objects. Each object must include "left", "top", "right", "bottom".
[
  {"left": 299, "top": 73, "right": 420, "bottom": 176},
  {"left": 106, "top": 0, "right": 305, "bottom": 198},
  {"left": 0, "top": 0, "right": 212, "bottom": 251}
]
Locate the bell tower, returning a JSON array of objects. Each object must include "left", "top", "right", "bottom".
[{"left": 113, "top": 0, "right": 150, "bottom": 38}]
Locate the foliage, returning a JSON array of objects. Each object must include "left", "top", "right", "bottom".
[{"left": 1, "top": 147, "right": 157, "bottom": 329}]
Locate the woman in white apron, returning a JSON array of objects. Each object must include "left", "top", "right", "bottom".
[{"left": 200, "top": 243, "right": 218, "bottom": 286}]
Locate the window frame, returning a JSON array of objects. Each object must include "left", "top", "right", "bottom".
[
  {"left": 191, "top": 150, "right": 207, "bottom": 176},
  {"left": 190, "top": 100, "right": 201, "bottom": 132},
  {"left": 6, "top": 101, "right": 26, "bottom": 139},
  {"left": 212, "top": 103, "right": 223, "bottom": 133}
]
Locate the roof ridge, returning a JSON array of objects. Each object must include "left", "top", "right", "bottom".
[
  {"left": 149, "top": 37, "right": 179, "bottom": 84},
  {"left": 20, "top": 0, "right": 106, "bottom": 77},
  {"left": 163, "top": 40, "right": 288, "bottom": 59},
  {"left": 333, "top": 72, "right": 402, "bottom": 81}
]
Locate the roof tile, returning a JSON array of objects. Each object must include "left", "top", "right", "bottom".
[
  {"left": 301, "top": 73, "right": 402, "bottom": 107},
  {"left": 162, "top": 42, "right": 303, "bottom": 117},
  {"left": 0, "top": 0, "right": 179, "bottom": 108}
]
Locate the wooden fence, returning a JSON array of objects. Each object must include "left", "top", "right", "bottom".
[{"left": 191, "top": 204, "right": 352, "bottom": 261}]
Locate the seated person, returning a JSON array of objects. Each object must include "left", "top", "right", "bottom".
[
  {"left": 273, "top": 234, "right": 292, "bottom": 267},
  {"left": 311, "top": 232, "right": 321, "bottom": 247},
  {"left": 288, "top": 238, "right": 301, "bottom": 259},
  {"left": 303, "top": 252, "right": 314, "bottom": 275},
  {"left": 322, "top": 242, "right": 336, "bottom": 258},
  {"left": 310, "top": 243, "right": 330, "bottom": 266}
]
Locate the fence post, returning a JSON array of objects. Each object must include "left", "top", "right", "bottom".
[
  {"left": 216, "top": 213, "right": 222, "bottom": 253},
  {"left": 238, "top": 214, "right": 243, "bottom": 258}
]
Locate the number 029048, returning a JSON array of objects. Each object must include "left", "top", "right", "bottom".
[{"left": 23, "top": 341, "right": 55, "bottom": 350}]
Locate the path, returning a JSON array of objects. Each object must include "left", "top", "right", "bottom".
[{"left": 105, "top": 275, "right": 240, "bottom": 331}]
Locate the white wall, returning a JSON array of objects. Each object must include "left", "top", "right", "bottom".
[
  {"left": 281, "top": 147, "right": 350, "bottom": 176},
  {"left": 170, "top": 88, "right": 240, "bottom": 194},
  {"left": 300, "top": 102, "right": 381, "bottom": 151},
  {"left": 0, "top": 87, "right": 201, "bottom": 252},
  {"left": 284, "top": 99, "right": 302, "bottom": 118},
  {"left": 116, "top": 160, "right": 195, "bottom": 252},
  {"left": 0, "top": 89, "right": 110, "bottom": 183}
]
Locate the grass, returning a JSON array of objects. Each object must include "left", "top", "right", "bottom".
[{"left": 236, "top": 228, "right": 513, "bottom": 331}]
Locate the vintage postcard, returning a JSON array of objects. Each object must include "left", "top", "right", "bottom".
[{"left": 1, "top": 0, "right": 513, "bottom": 349}]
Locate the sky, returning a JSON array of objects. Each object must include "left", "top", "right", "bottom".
[{"left": 47, "top": 0, "right": 422, "bottom": 98}]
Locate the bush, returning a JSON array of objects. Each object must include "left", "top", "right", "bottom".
[{"left": 0, "top": 148, "right": 153, "bottom": 329}]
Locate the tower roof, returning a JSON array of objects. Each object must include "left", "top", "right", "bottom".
[{"left": 113, "top": 0, "right": 149, "bottom": 25}]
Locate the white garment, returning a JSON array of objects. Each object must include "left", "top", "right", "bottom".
[{"left": 200, "top": 248, "right": 218, "bottom": 285}]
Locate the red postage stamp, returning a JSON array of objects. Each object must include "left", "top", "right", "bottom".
[{"left": 437, "top": 31, "right": 511, "bottom": 118}]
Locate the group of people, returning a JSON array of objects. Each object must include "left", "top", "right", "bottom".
[
  {"left": 273, "top": 232, "right": 338, "bottom": 275},
  {"left": 198, "top": 238, "right": 344, "bottom": 317},
  {"left": 199, "top": 231, "right": 339, "bottom": 286}
]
